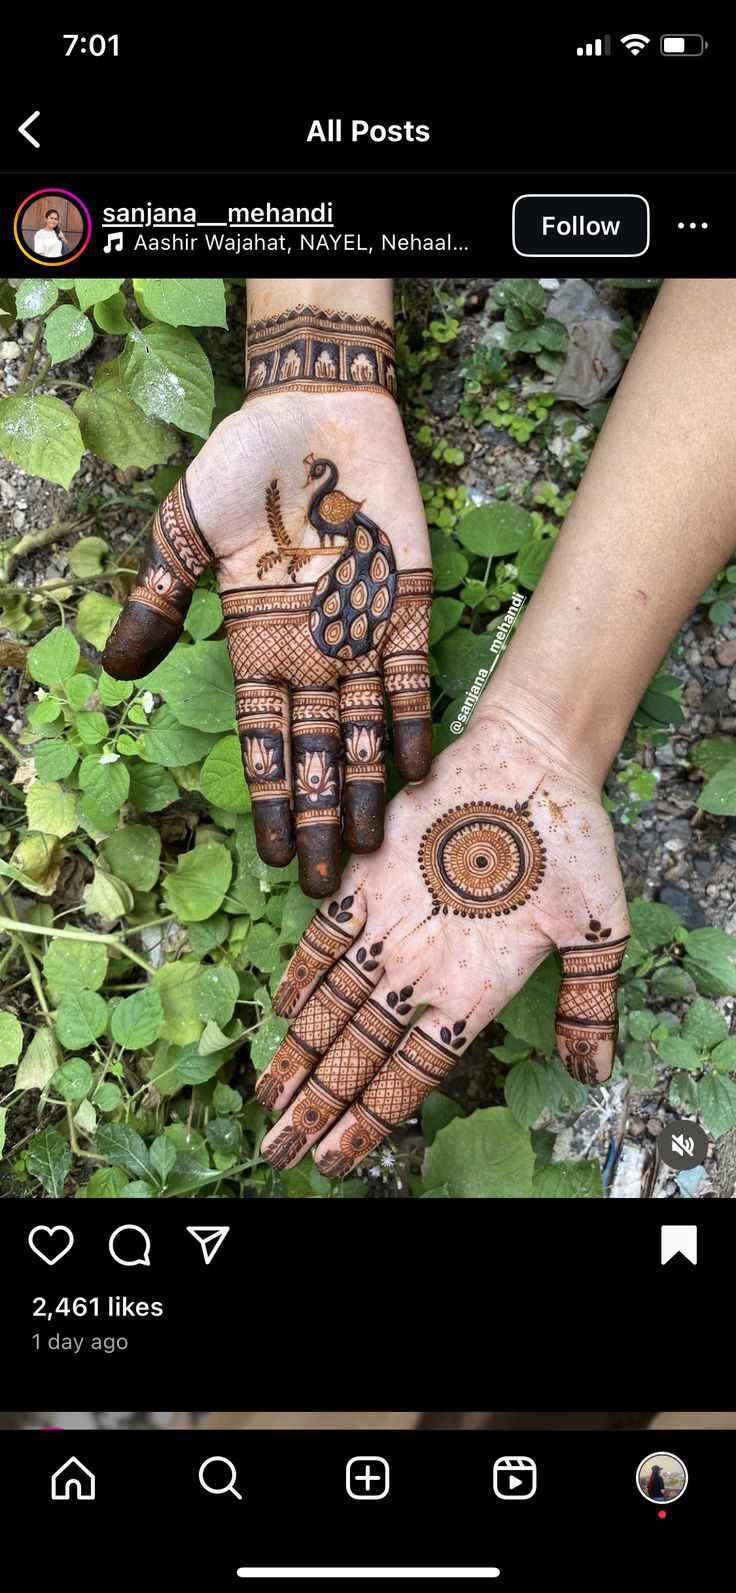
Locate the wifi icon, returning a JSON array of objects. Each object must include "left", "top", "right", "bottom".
[{"left": 621, "top": 33, "right": 650, "bottom": 55}]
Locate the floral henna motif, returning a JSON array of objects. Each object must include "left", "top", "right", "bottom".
[
  {"left": 314, "top": 1105, "right": 384, "bottom": 1178},
  {"left": 245, "top": 307, "right": 397, "bottom": 400},
  {"left": 261, "top": 1080, "right": 342, "bottom": 1170},
  {"left": 419, "top": 799, "right": 546, "bottom": 918},
  {"left": 272, "top": 905, "right": 355, "bottom": 1018},
  {"left": 555, "top": 924, "right": 629, "bottom": 1084}
]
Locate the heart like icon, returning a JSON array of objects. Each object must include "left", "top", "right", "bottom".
[{"left": 28, "top": 1225, "right": 74, "bottom": 1265}]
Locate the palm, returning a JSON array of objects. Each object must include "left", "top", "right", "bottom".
[
  {"left": 104, "top": 395, "right": 434, "bottom": 896},
  {"left": 258, "top": 713, "right": 630, "bottom": 1177}
]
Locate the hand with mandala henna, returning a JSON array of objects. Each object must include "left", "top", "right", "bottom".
[
  {"left": 257, "top": 278, "right": 736, "bottom": 1175},
  {"left": 102, "top": 279, "right": 433, "bottom": 898}
]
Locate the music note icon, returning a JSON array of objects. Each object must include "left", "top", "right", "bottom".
[{"left": 103, "top": 231, "right": 123, "bottom": 253}]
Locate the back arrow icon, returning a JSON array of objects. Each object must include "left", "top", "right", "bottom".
[{"left": 19, "top": 111, "right": 40, "bottom": 148}]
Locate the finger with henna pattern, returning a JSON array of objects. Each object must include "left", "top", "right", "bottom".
[
  {"left": 103, "top": 477, "right": 213, "bottom": 680},
  {"left": 271, "top": 892, "right": 366, "bottom": 1020},
  {"left": 382, "top": 569, "right": 434, "bottom": 782},
  {"left": 235, "top": 677, "right": 294, "bottom": 867},
  {"left": 339, "top": 672, "right": 386, "bottom": 853},
  {"left": 555, "top": 917, "right": 629, "bottom": 1085},
  {"left": 291, "top": 685, "right": 343, "bottom": 897},
  {"left": 256, "top": 933, "right": 383, "bottom": 1114}
]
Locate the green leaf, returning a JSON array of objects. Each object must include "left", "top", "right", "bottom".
[
  {"left": 27, "top": 1126, "right": 73, "bottom": 1196},
  {"left": 498, "top": 954, "right": 560, "bottom": 1054},
  {"left": 504, "top": 1057, "right": 553, "bottom": 1126},
  {"left": 101, "top": 824, "right": 161, "bottom": 892},
  {"left": 26, "top": 693, "right": 63, "bottom": 726},
  {"left": 711, "top": 1036, "right": 736, "bottom": 1072},
  {"left": 514, "top": 538, "right": 553, "bottom": 590},
  {"left": 26, "top": 780, "right": 77, "bottom": 838},
  {"left": 626, "top": 1009, "right": 657, "bottom": 1041},
  {"left": 692, "top": 737, "right": 736, "bottom": 777},
  {"left": 76, "top": 710, "right": 111, "bottom": 746},
  {"left": 75, "top": 359, "right": 179, "bottom": 470},
  {"left": 141, "top": 641, "right": 236, "bottom": 729},
  {"left": 119, "top": 1182, "right": 154, "bottom": 1197},
  {"left": 432, "top": 628, "right": 494, "bottom": 697},
  {"left": 187, "top": 911, "right": 230, "bottom": 954},
  {"left": 681, "top": 998, "right": 728, "bottom": 1052},
  {"left": 213, "top": 1083, "right": 243, "bottom": 1114},
  {"left": 149, "top": 1134, "right": 177, "bottom": 1186},
  {"left": 428, "top": 597, "right": 465, "bottom": 646},
  {"left": 184, "top": 587, "right": 223, "bottom": 640},
  {"left": 456, "top": 502, "right": 533, "bottom": 557},
  {"left": 142, "top": 279, "right": 227, "bottom": 329},
  {"left": 683, "top": 928, "right": 736, "bottom": 996},
  {"left": 76, "top": 592, "right": 122, "bottom": 650},
  {"left": 0, "top": 394, "right": 83, "bottom": 487},
  {"left": 42, "top": 930, "right": 106, "bottom": 994},
  {"left": 532, "top": 1161, "right": 604, "bottom": 1198},
  {"left": 15, "top": 1028, "right": 58, "bottom": 1092},
  {"left": 110, "top": 987, "right": 165, "bottom": 1050},
  {"left": 85, "top": 1166, "right": 130, "bottom": 1197},
  {"left": 74, "top": 278, "right": 124, "bottom": 312},
  {"left": 205, "top": 1115, "right": 242, "bottom": 1157},
  {"left": 627, "top": 898, "right": 682, "bottom": 950},
  {"left": 93, "top": 1082, "right": 123, "bottom": 1112},
  {"left": 0, "top": 1012, "right": 24, "bottom": 1069},
  {"left": 697, "top": 1072, "right": 736, "bottom": 1138},
  {"left": 93, "top": 293, "right": 131, "bottom": 335},
  {"left": 423, "top": 1106, "right": 535, "bottom": 1198},
  {"left": 163, "top": 841, "right": 233, "bottom": 921},
  {"left": 650, "top": 965, "right": 695, "bottom": 999},
  {"left": 198, "top": 734, "right": 250, "bottom": 812},
  {"left": 669, "top": 1070, "right": 699, "bottom": 1112},
  {"left": 15, "top": 279, "right": 59, "bottom": 317},
  {"left": 55, "top": 989, "right": 108, "bottom": 1050},
  {"left": 98, "top": 670, "right": 134, "bottom": 707},
  {"left": 495, "top": 278, "right": 545, "bottom": 314},
  {"left": 421, "top": 1091, "right": 464, "bottom": 1146},
  {"left": 51, "top": 1057, "right": 94, "bottom": 1101},
  {"left": 656, "top": 1035, "right": 700, "bottom": 1070},
  {"left": 28, "top": 625, "right": 80, "bottom": 685},
  {"left": 193, "top": 962, "right": 240, "bottom": 1026},
  {"left": 139, "top": 705, "right": 219, "bottom": 766},
  {"left": 152, "top": 959, "right": 205, "bottom": 1045},
  {"left": 96, "top": 1122, "right": 152, "bottom": 1180},
  {"left": 83, "top": 869, "right": 134, "bottom": 918},
  {"left": 697, "top": 764, "right": 736, "bottom": 817},
  {"left": 428, "top": 531, "right": 469, "bottom": 591},
  {"left": 170, "top": 1045, "right": 223, "bottom": 1084},
  {"left": 243, "top": 922, "right": 281, "bottom": 973},
  {"left": 278, "top": 885, "right": 317, "bottom": 946},
  {"left": 250, "top": 1015, "right": 289, "bottom": 1072},
  {"left": 78, "top": 754, "right": 129, "bottom": 812},
  {"left": 161, "top": 1153, "right": 228, "bottom": 1197},
  {"left": 120, "top": 323, "right": 215, "bottom": 438},
  {"left": 44, "top": 305, "right": 93, "bottom": 363},
  {"left": 126, "top": 759, "right": 178, "bottom": 812},
  {"left": 34, "top": 738, "right": 78, "bottom": 783}
]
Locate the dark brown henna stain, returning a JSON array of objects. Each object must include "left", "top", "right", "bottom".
[
  {"left": 245, "top": 307, "right": 397, "bottom": 400},
  {"left": 235, "top": 679, "right": 293, "bottom": 867},
  {"left": 272, "top": 908, "right": 354, "bottom": 1018},
  {"left": 261, "top": 1081, "right": 342, "bottom": 1170},
  {"left": 103, "top": 477, "right": 213, "bottom": 680},
  {"left": 555, "top": 933, "right": 629, "bottom": 1085},
  {"left": 383, "top": 571, "right": 433, "bottom": 781},
  {"left": 313, "top": 995, "right": 407, "bottom": 1103},
  {"left": 316, "top": 1105, "right": 385, "bottom": 1178},
  {"left": 419, "top": 799, "right": 546, "bottom": 919},
  {"left": 340, "top": 672, "right": 386, "bottom": 853}
]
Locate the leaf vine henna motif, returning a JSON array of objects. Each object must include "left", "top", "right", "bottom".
[
  {"left": 103, "top": 477, "right": 214, "bottom": 678},
  {"left": 245, "top": 307, "right": 397, "bottom": 400},
  {"left": 419, "top": 799, "right": 546, "bottom": 918},
  {"left": 555, "top": 922, "right": 629, "bottom": 1084},
  {"left": 271, "top": 904, "right": 355, "bottom": 1019},
  {"left": 262, "top": 1081, "right": 343, "bottom": 1170}
]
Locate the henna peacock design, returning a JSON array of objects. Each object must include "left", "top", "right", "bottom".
[{"left": 255, "top": 455, "right": 397, "bottom": 662}]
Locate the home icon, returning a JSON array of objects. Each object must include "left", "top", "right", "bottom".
[{"left": 51, "top": 1456, "right": 96, "bottom": 1501}]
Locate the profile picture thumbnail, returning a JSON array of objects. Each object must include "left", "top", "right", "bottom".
[
  {"left": 636, "top": 1452, "right": 688, "bottom": 1503},
  {"left": 14, "top": 189, "right": 91, "bottom": 267}
]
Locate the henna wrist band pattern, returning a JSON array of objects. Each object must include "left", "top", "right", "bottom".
[{"left": 245, "top": 307, "right": 397, "bottom": 399}]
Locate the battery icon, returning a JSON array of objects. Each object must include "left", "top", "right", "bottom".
[{"left": 660, "top": 34, "right": 706, "bottom": 55}]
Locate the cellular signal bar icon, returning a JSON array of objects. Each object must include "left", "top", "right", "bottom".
[{"left": 576, "top": 36, "right": 611, "bottom": 56}]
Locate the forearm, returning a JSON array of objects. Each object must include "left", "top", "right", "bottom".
[
  {"left": 244, "top": 279, "right": 396, "bottom": 401},
  {"left": 482, "top": 278, "right": 736, "bottom": 785}
]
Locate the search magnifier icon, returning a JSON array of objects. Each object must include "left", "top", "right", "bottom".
[{"left": 198, "top": 1456, "right": 243, "bottom": 1500}]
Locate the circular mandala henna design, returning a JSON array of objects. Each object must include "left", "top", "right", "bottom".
[{"left": 419, "top": 799, "right": 546, "bottom": 918}]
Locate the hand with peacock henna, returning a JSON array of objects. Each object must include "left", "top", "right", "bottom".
[
  {"left": 255, "top": 707, "right": 630, "bottom": 1175},
  {"left": 103, "top": 285, "right": 434, "bottom": 898}
]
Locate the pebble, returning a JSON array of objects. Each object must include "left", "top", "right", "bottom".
[
  {"left": 729, "top": 678, "right": 736, "bottom": 702},
  {"left": 0, "top": 340, "right": 21, "bottom": 361},
  {"left": 683, "top": 680, "right": 702, "bottom": 707},
  {"left": 715, "top": 640, "right": 736, "bottom": 667},
  {"left": 657, "top": 884, "right": 708, "bottom": 927}
]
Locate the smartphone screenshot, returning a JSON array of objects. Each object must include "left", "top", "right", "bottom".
[{"left": 1, "top": 22, "right": 733, "bottom": 1584}]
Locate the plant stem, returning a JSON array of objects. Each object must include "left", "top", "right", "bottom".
[
  {"left": 0, "top": 914, "right": 154, "bottom": 974},
  {"left": 0, "top": 731, "right": 23, "bottom": 763},
  {"left": 30, "top": 356, "right": 52, "bottom": 393},
  {"left": 17, "top": 315, "right": 48, "bottom": 394}
]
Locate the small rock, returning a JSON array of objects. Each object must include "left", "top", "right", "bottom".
[
  {"left": 715, "top": 639, "right": 736, "bottom": 667},
  {"left": 701, "top": 654, "right": 718, "bottom": 670},
  {"left": 693, "top": 857, "right": 712, "bottom": 879},
  {"left": 0, "top": 340, "right": 21, "bottom": 361},
  {"left": 654, "top": 744, "right": 678, "bottom": 766},
  {"left": 647, "top": 1116, "right": 664, "bottom": 1138},
  {"left": 663, "top": 859, "right": 688, "bottom": 881},
  {"left": 729, "top": 677, "right": 736, "bottom": 703},
  {"left": 656, "top": 884, "right": 708, "bottom": 927},
  {"left": 547, "top": 279, "right": 624, "bottom": 405},
  {"left": 683, "top": 679, "right": 702, "bottom": 708}
]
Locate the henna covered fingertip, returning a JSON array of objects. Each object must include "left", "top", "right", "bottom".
[
  {"left": 102, "top": 602, "right": 184, "bottom": 680},
  {"left": 297, "top": 828, "right": 343, "bottom": 899},
  {"left": 393, "top": 717, "right": 434, "bottom": 783},
  {"left": 343, "top": 782, "right": 385, "bottom": 853},
  {"left": 251, "top": 797, "right": 295, "bottom": 869}
]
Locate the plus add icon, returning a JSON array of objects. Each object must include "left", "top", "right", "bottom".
[{"left": 346, "top": 1456, "right": 390, "bottom": 1500}]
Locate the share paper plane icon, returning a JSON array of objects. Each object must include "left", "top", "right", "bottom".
[{"left": 186, "top": 1226, "right": 230, "bottom": 1264}]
